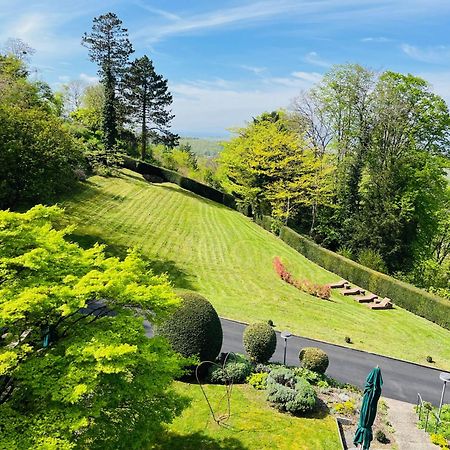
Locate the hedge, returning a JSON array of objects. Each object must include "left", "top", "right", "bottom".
[
  {"left": 257, "top": 215, "right": 450, "bottom": 330},
  {"left": 123, "top": 157, "right": 237, "bottom": 209}
]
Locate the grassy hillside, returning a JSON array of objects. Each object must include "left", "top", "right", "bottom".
[{"left": 62, "top": 170, "right": 450, "bottom": 369}]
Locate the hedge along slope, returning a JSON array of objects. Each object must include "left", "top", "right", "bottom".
[
  {"left": 256, "top": 215, "right": 450, "bottom": 330},
  {"left": 282, "top": 227, "right": 450, "bottom": 329},
  {"left": 123, "top": 157, "right": 237, "bottom": 210}
]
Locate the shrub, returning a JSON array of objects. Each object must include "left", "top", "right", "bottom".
[
  {"left": 337, "top": 246, "right": 354, "bottom": 260},
  {"left": 247, "top": 372, "right": 268, "bottom": 390},
  {"left": 208, "top": 354, "right": 252, "bottom": 384},
  {"left": 345, "top": 336, "right": 352, "bottom": 344},
  {"left": 375, "top": 429, "right": 389, "bottom": 444},
  {"left": 156, "top": 292, "right": 223, "bottom": 362},
  {"left": 266, "top": 367, "right": 317, "bottom": 414},
  {"left": 243, "top": 322, "right": 277, "bottom": 363},
  {"left": 275, "top": 223, "right": 450, "bottom": 330},
  {"left": 430, "top": 434, "right": 449, "bottom": 449},
  {"left": 333, "top": 400, "right": 356, "bottom": 415},
  {"left": 426, "top": 355, "right": 433, "bottom": 363},
  {"left": 299, "top": 347, "right": 329, "bottom": 374},
  {"left": 273, "top": 256, "right": 331, "bottom": 300},
  {"left": 357, "top": 249, "right": 387, "bottom": 274},
  {"left": 0, "top": 105, "right": 83, "bottom": 208}
]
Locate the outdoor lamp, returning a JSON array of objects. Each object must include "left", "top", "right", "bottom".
[
  {"left": 280, "top": 330, "right": 292, "bottom": 365},
  {"left": 438, "top": 372, "right": 450, "bottom": 419}
]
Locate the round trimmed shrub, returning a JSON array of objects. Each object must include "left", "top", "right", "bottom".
[
  {"left": 243, "top": 322, "right": 277, "bottom": 363},
  {"left": 156, "top": 292, "right": 223, "bottom": 362},
  {"left": 299, "top": 347, "right": 329, "bottom": 374}
]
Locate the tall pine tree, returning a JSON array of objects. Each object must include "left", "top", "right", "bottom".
[
  {"left": 123, "top": 55, "right": 177, "bottom": 160},
  {"left": 82, "top": 12, "right": 133, "bottom": 154}
]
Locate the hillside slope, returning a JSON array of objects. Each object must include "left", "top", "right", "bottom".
[{"left": 62, "top": 170, "right": 450, "bottom": 369}]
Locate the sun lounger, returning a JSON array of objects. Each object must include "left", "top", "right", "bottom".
[
  {"left": 327, "top": 279, "right": 349, "bottom": 289},
  {"left": 368, "top": 298, "right": 393, "bottom": 309},
  {"left": 341, "top": 288, "right": 365, "bottom": 296},
  {"left": 355, "top": 294, "right": 378, "bottom": 303}
]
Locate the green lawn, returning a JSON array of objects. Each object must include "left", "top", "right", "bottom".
[
  {"left": 61, "top": 170, "right": 450, "bottom": 369},
  {"left": 152, "top": 382, "right": 341, "bottom": 450}
]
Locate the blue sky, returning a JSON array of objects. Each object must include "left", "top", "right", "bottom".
[{"left": 1, "top": 0, "right": 450, "bottom": 136}]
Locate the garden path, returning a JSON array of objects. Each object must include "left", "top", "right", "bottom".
[{"left": 384, "top": 397, "right": 436, "bottom": 449}]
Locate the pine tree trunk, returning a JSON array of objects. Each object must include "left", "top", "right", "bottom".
[
  {"left": 103, "top": 69, "right": 117, "bottom": 155},
  {"left": 141, "top": 82, "right": 147, "bottom": 160}
]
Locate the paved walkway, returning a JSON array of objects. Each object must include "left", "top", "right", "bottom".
[{"left": 385, "top": 398, "right": 435, "bottom": 450}]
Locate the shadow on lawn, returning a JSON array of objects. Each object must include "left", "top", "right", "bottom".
[
  {"left": 68, "top": 232, "right": 196, "bottom": 290},
  {"left": 156, "top": 183, "right": 230, "bottom": 210},
  {"left": 154, "top": 431, "right": 248, "bottom": 450}
]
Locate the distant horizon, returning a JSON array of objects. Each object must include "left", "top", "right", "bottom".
[{"left": 2, "top": 1, "right": 450, "bottom": 135}]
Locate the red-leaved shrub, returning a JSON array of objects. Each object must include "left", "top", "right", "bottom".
[{"left": 273, "top": 257, "right": 331, "bottom": 300}]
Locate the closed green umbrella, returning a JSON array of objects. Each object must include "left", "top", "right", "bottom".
[{"left": 353, "top": 366, "right": 383, "bottom": 450}]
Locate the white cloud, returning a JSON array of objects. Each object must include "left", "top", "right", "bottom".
[
  {"left": 303, "top": 51, "right": 331, "bottom": 68},
  {"left": 240, "top": 65, "right": 267, "bottom": 75},
  {"left": 292, "top": 71, "right": 323, "bottom": 83},
  {"left": 133, "top": 1, "right": 181, "bottom": 21},
  {"left": 401, "top": 44, "right": 450, "bottom": 63},
  {"left": 79, "top": 73, "right": 99, "bottom": 84},
  {"left": 361, "top": 36, "right": 391, "bottom": 43},
  {"left": 170, "top": 72, "right": 319, "bottom": 135},
  {"left": 417, "top": 71, "right": 450, "bottom": 104}
]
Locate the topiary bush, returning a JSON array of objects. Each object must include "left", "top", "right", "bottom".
[
  {"left": 243, "top": 322, "right": 277, "bottom": 363},
  {"left": 266, "top": 367, "right": 317, "bottom": 414},
  {"left": 299, "top": 347, "right": 329, "bottom": 374},
  {"left": 208, "top": 354, "right": 253, "bottom": 384},
  {"left": 156, "top": 291, "right": 223, "bottom": 362}
]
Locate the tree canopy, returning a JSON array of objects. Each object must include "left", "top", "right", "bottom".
[{"left": 0, "top": 205, "right": 188, "bottom": 449}]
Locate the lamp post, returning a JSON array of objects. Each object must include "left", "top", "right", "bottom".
[
  {"left": 438, "top": 372, "right": 450, "bottom": 419},
  {"left": 280, "top": 331, "right": 292, "bottom": 365}
]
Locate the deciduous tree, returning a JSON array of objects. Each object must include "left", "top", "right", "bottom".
[{"left": 0, "top": 206, "right": 188, "bottom": 449}]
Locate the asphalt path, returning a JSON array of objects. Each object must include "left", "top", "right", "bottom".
[
  {"left": 144, "top": 317, "right": 449, "bottom": 405},
  {"left": 220, "top": 318, "right": 449, "bottom": 405}
]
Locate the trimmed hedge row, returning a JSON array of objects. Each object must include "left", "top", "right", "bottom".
[
  {"left": 123, "top": 157, "right": 237, "bottom": 209},
  {"left": 257, "top": 215, "right": 450, "bottom": 330}
]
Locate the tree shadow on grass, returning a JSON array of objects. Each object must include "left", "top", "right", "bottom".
[
  {"left": 154, "top": 431, "right": 248, "bottom": 450},
  {"left": 68, "top": 232, "right": 196, "bottom": 290},
  {"left": 156, "top": 183, "right": 230, "bottom": 210}
]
